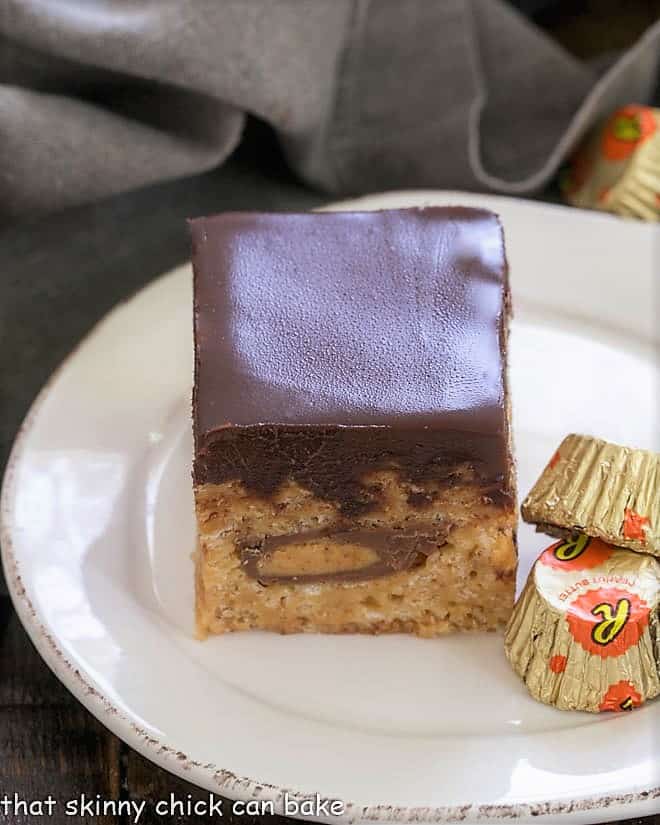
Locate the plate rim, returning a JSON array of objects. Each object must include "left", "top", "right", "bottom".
[{"left": 2, "top": 190, "right": 659, "bottom": 824}]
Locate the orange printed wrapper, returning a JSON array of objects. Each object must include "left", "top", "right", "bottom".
[
  {"left": 561, "top": 105, "right": 660, "bottom": 221},
  {"left": 504, "top": 535, "right": 660, "bottom": 712},
  {"left": 521, "top": 434, "right": 659, "bottom": 558}
]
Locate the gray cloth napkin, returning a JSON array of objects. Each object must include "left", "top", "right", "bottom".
[{"left": 1, "top": 0, "right": 659, "bottom": 219}]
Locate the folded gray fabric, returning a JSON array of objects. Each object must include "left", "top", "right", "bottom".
[{"left": 0, "top": 0, "right": 658, "bottom": 219}]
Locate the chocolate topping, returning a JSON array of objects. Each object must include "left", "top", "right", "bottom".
[
  {"left": 190, "top": 207, "right": 513, "bottom": 507},
  {"left": 241, "top": 524, "right": 450, "bottom": 585}
]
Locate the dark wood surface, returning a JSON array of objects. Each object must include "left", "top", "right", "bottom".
[{"left": 1, "top": 5, "right": 659, "bottom": 824}]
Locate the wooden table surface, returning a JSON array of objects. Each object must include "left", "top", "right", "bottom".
[{"left": 1, "top": 4, "right": 659, "bottom": 824}]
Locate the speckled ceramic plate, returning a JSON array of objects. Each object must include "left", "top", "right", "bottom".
[{"left": 2, "top": 192, "right": 659, "bottom": 824}]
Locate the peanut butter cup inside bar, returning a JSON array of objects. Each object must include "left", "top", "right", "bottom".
[{"left": 190, "top": 207, "right": 517, "bottom": 637}]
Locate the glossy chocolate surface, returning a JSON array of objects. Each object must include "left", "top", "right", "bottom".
[{"left": 191, "top": 207, "right": 513, "bottom": 506}]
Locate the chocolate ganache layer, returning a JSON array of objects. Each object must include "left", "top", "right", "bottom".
[{"left": 190, "top": 207, "right": 513, "bottom": 508}]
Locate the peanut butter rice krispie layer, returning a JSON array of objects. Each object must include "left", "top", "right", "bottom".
[{"left": 190, "top": 207, "right": 517, "bottom": 637}]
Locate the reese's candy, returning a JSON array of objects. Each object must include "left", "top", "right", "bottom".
[
  {"left": 561, "top": 104, "right": 660, "bottom": 221},
  {"left": 505, "top": 535, "right": 660, "bottom": 712},
  {"left": 522, "top": 434, "right": 659, "bottom": 558}
]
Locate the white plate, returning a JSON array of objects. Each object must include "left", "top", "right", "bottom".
[{"left": 2, "top": 192, "right": 659, "bottom": 825}]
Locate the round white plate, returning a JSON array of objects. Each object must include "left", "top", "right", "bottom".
[{"left": 2, "top": 192, "right": 659, "bottom": 824}]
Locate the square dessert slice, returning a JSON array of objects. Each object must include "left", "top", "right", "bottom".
[{"left": 191, "top": 207, "right": 517, "bottom": 637}]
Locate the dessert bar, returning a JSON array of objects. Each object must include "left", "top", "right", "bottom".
[{"left": 191, "top": 207, "right": 517, "bottom": 636}]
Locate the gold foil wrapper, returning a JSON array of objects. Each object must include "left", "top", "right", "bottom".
[
  {"left": 522, "top": 434, "right": 659, "bottom": 557},
  {"left": 505, "top": 535, "right": 660, "bottom": 712},
  {"left": 561, "top": 105, "right": 660, "bottom": 221}
]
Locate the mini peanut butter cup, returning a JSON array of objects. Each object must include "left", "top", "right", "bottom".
[
  {"left": 505, "top": 535, "right": 660, "bottom": 712},
  {"left": 522, "top": 434, "right": 659, "bottom": 557},
  {"left": 562, "top": 105, "right": 660, "bottom": 222}
]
